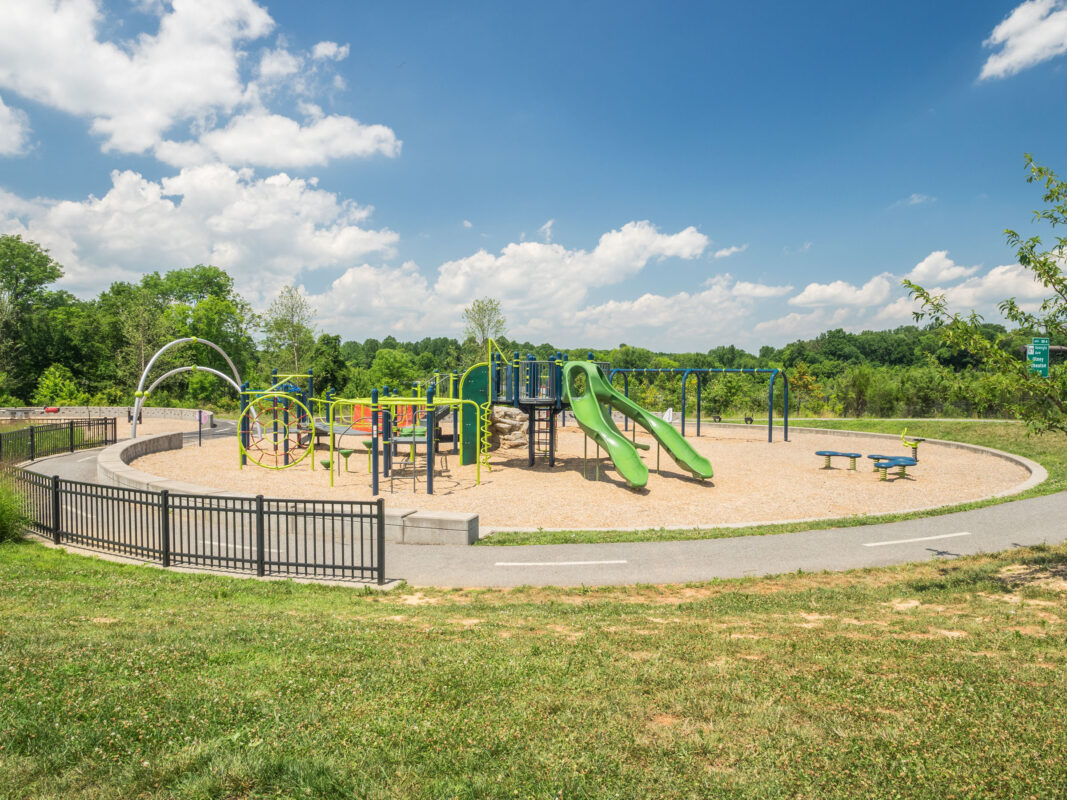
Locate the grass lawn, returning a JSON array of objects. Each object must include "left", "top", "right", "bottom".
[
  {"left": 483, "top": 419, "right": 1066, "bottom": 546},
  {"left": 1, "top": 540, "right": 1065, "bottom": 798}
]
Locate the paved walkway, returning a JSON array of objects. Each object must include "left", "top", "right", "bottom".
[{"left": 27, "top": 426, "right": 1066, "bottom": 588}]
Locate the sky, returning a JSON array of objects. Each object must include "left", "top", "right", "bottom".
[{"left": 1, "top": 0, "right": 1065, "bottom": 352}]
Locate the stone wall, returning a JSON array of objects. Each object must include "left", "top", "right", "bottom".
[{"left": 1, "top": 406, "right": 213, "bottom": 427}]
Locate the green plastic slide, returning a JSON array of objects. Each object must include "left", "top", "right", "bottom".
[{"left": 562, "top": 361, "right": 713, "bottom": 488}]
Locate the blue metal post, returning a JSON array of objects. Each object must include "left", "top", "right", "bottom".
[
  {"left": 681, "top": 369, "right": 690, "bottom": 438},
  {"left": 371, "top": 389, "right": 379, "bottom": 495},
  {"left": 426, "top": 385, "right": 435, "bottom": 495},
  {"left": 512, "top": 351, "right": 520, "bottom": 405},
  {"left": 783, "top": 371, "right": 790, "bottom": 441},
  {"left": 239, "top": 383, "right": 248, "bottom": 466},
  {"left": 768, "top": 370, "right": 775, "bottom": 443},
  {"left": 451, "top": 370, "right": 459, "bottom": 453},
  {"left": 696, "top": 373, "right": 702, "bottom": 437}
]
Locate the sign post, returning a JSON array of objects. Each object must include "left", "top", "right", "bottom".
[{"left": 1029, "top": 337, "right": 1050, "bottom": 378}]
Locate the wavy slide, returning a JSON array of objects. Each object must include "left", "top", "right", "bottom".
[{"left": 562, "top": 361, "right": 713, "bottom": 489}]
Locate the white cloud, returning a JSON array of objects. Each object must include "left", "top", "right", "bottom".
[
  {"left": 713, "top": 243, "right": 747, "bottom": 259},
  {"left": 259, "top": 47, "right": 302, "bottom": 81},
  {"left": 433, "top": 221, "right": 707, "bottom": 319},
  {"left": 311, "top": 41, "right": 350, "bottom": 61},
  {"left": 941, "top": 263, "right": 1051, "bottom": 307},
  {"left": 0, "top": 0, "right": 273, "bottom": 153},
  {"left": 980, "top": 0, "right": 1067, "bottom": 79},
  {"left": 873, "top": 296, "right": 922, "bottom": 325},
  {"left": 462, "top": 220, "right": 473, "bottom": 228},
  {"left": 0, "top": 0, "right": 397, "bottom": 171},
  {"left": 155, "top": 111, "right": 401, "bottom": 168},
  {"left": 0, "top": 96, "right": 31, "bottom": 155},
  {"left": 538, "top": 218, "right": 555, "bottom": 243},
  {"left": 893, "top": 192, "right": 936, "bottom": 207},
  {"left": 789, "top": 274, "right": 892, "bottom": 307},
  {"left": 731, "top": 280, "right": 793, "bottom": 298},
  {"left": 0, "top": 165, "right": 397, "bottom": 300},
  {"left": 905, "top": 250, "right": 979, "bottom": 284}
]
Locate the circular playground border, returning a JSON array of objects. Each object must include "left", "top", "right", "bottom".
[{"left": 98, "top": 425, "right": 1048, "bottom": 540}]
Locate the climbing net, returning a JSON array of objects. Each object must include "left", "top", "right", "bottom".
[{"left": 239, "top": 393, "right": 313, "bottom": 469}]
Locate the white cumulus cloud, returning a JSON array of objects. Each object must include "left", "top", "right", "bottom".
[
  {"left": 0, "top": 165, "right": 397, "bottom": 301},
  {"left": 0, "top": 0, "right": 397, "bottom": 171},
  {"left": 156, "top": 111, "right": 401, "bottom": 168},
  {"left": 905, "top": 250, "right": 980, "bottom": 284},
  {"left": 788, "top": 274, "right": 892, "bottom": 307},
  {"left": 980, "top": 0, "right": 1067, "bottom": 79},
  {"left": 311, "top": 41, "right": 350, "bottom": 61},
  {"left": 713, "top": 243, "right": 747, "bottom": 259},
  {"left": 433, "top": 221, "right": 707, "bottom": 318},
  {"left": 0, "top": 95, "right": 31, "bottom": 155}
]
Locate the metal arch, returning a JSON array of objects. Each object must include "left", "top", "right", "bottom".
[
  {"left": 132, "top": 337, "right": 243, "bottom": 438},
  {"left": 144, "top": 366, "right": 241, "bottom": 397}
]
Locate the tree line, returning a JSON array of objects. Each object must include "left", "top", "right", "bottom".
[{"left": 2, "top": 146, "right": 1064, "bottom": 430}]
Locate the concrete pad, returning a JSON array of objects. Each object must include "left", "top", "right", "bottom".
[{"left": 404, "top": 511, "right": 478, "bottom": 545}]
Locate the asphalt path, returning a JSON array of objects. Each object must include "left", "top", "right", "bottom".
[{"left": 25, "top": 424, "right": 1067, "bottom": 588}]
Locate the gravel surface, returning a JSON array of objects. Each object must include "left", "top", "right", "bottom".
[{"left": 131, "top": 422, "right": 1032, "bottom": 530}]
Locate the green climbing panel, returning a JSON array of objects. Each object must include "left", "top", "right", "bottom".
[{"left": 460, "top": 364, "right": 489, "bottom": 466}]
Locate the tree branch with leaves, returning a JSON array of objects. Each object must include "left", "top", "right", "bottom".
[{"left": 904, "top": 155, "right": 1066, "bottom": 434}]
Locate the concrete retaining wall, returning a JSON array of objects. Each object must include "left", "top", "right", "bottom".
[{"left": 97, "top": 434, "right": 480, "bottom": 543}]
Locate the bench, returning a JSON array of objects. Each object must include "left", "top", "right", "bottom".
[
  {"left": 815, "top": 450, "right": 862, "bottom": 470},
  {"left": 872, "top": 456, "right": 917, "bottom": 481}
]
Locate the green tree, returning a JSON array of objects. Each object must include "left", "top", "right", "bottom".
[
  {"left": 310, "top": 334, "right": 350, "bottom": 393},
  {"left": 905, "top": 155, "right": 1066, "bottom": 434},
  {"left": 0, "top": 236, "right": 65, "bottom": 398},
  {"left": 31, "top": 364, "right": 86, "bottom": 405},
  {"left": 262, "top": 285, "right": 316, "bottom": 373},
  {"left": 368, "top": 348, "right": 417, "bottom": 391},
  {"left": 462, "top": 297, "right": 506, "bottom": 350}
]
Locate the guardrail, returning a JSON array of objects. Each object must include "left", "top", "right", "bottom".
[{"left": 1, "top": 421, "right": 386, "bottom": 584}]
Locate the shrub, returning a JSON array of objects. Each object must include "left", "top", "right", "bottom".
[{"left": 0, "top": 483, "right": 26, "bottom": 543}]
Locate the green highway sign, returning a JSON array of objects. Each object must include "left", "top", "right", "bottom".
[{"left": 1029, "top": 337, "right": 1050, "bottom": 378}]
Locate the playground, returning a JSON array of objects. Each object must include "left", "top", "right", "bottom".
[{"left": 132, "top": 420, "right": 1030, "bottom": 530}]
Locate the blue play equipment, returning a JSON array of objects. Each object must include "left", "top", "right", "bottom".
[
  {"left": 606, "top": 367, "right": 789, "bottom": 442},
  {"left": 815, "top": 450, "right": 861, "bottom": 470}
]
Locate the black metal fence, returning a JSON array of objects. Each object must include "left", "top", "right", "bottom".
[
  {"left": 1, "top": 421, "right": 386, "bottom": 584},
  {"left": 0, "top": 417, "right": 116, "bottom": 462}
]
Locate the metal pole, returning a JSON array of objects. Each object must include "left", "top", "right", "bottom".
[
  {"left": 69, "top": 419, "right": 75, "bottom": 453},
  {"left": 696, "top": 374, "right": 702, "bottom": 437},
  {"left": 681, "top": 370, "right": 688, "bottom": 438},
  {"left": 371, "top": 389, "right": 380, "bottom": 496},
  {"left": 160, "top": 489, "right": 171, "bottom": 568},
  {"left": 51, "top": 475, "right": 61, "bottom": 544},
  {"left": 376, "top": 497, "right": 386, "bottom": 586},
  {"left": 426, "top": 386, "right": 434, "bottom": 495},
  {"left": 255, "top": 494, "right": 265, "bottom": 576}
]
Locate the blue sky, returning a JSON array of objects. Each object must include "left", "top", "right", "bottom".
[{"left": 1, "top": 0, "right": 1064, "bottom": 351}]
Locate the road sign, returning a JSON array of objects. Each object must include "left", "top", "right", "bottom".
[{"left": 1029, "top": 337, "right": 1050, "bottom": 378}]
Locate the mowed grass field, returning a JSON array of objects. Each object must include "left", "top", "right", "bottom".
[
  {"left": 1, "top": 539, "right": 1065, "bottom": 799},
  {"left": 485, "top": 419, "right": 1066, "bottom": 545}
]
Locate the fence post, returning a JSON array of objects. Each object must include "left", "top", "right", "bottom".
[
  {"left": 160, "top": 489, "right": 171, "bottom": 567},
  {"left": 51, "top": 475, "right": 61, "bottom": 544},
  {"left": 376, "top": 497, "right": 385, "bottom": 586},
  {"left": 29, "top": 427, "right": 35, "bottom": 462},
  {"left": 70, "top": 419, "right": 76, "bottom": 452},
  {"left": 255, "top": 495, "right": 265, "bottom": 577}
]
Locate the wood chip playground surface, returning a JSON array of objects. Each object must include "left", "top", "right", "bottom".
[{"left": 130, "top": 421, "right": 1033, "bottom": 531}]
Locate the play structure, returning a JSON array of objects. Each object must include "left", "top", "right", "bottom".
[
  {"left": 606, "top": 367, "right": 790, "bottom": 442},
  {"left": 131, "top": 337, "right": 245, "bottom": 438},
  {"left": 816, "top": 430, "right": 924, "bottom": 481},
  {"left": 229, "top": 341, "right": 796, "bottom": 493}
]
